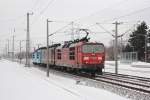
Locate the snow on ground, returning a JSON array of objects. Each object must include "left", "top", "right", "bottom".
[
  {"left": 105, "top": 61, "right": 150, "bottom": 78},
  {"left": 0, "top": 59, "right": 129, "bottom": 100},
  {"left": 132, "top": 61, "right": 150, "bottom": 68}
]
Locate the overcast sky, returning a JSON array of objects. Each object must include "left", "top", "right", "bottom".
[{"left": 0, "top": 0, "right": 150, "bottom": 54}]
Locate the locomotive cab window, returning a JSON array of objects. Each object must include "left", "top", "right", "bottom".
[
  {"left": 82, "top": 44, "right": 104, "bottom": 53},
  {"left": 69, "top": 47, "right": 75, "bottom": 60}
]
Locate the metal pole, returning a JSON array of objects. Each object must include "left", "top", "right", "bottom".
[
  {"left": 120, "top": 36, "right": 123, "bottom": 54},
  {"left": 71, "top": 21, "right": 74, "bottom": 40},
  {"left": 37, "top": 44, "right": 41, "bottom": 49},
  {"left": 5, "top": 43, "right": 7, "bottom": 57},
  {"left": 145, "top": 34, "right": 147, "bottom": 62},
  {"left": 113, "top": 21, "right": 122, "bottom": 74},
  {"left": 20, "top": 40, "right": 22, "bottom": 64},
  {"left": 25, "top": 13, "right": 29, "bottom": 67},
  {"left": 47, "top": 19, "right": 50, "bottom": 77},
  {"left": 38, "top": 44, "right": 40, "bottom": 49},
  {"left": 114, "top": 21, "right": 118, "bottom": 74},
  {"left": 12, "top": 35, "right": 15, "bottom": 61},
  {"left": 25, "top": 12, "right": 33, "bottom": 67},
  {"left": 7, "top": 39, "right": 9, "bottom": 58}
]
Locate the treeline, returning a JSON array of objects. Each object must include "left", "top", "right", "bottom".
[
  {"left": 124, "top": 21, "right": 150, "bottom": 61},
  {"left": 106, "top": 21, "right": 150, "bottom": 61}
]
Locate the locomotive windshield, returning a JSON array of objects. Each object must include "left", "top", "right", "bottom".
[{"left": 82, "top": 44, "right": 104, "bottom": 53}]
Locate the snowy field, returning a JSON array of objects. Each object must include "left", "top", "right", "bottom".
[
  {"left": 0, "top": 59, "right": 129, "bottom": 100},
  {"left": 105, "top": 61, "right": 150, "bottom": 78}
]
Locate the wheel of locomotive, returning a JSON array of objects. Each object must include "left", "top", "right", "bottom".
[
  {"left": 33, "top": 62, "right": 35, "bottom": 65},
  {"left": 50, "top": 65, "right": 55, "bottom": 69},
  {"left": 61, "top": 66, "right": 67, "bottom": 72},
  {"left": 60, "top": 66, "right": 64, "bottom": 71},
  {"left": 73, "top": 68, "right": 81, "bottom": 74},
  {"left": 90, "top": 72, "right": 96, "bottom": 77},
  {"left": 97, "top": 68, "right": 103, "bottom": 75}
]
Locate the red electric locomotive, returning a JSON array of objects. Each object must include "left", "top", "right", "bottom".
[
  {"left": 34, "top": 29, "right": 105, "bottom": 76},
  {"left": 55, "top": 41, "right": 105, "bottom": 75},
  {"left": 54, "top": 29, "right": 105, "bottom": 75}
]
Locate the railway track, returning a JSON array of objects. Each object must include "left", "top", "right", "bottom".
[
  {"left": 96, "top": 76, "right": 150, "bottom": 88},
  {"left": 12, "top": 59, "right": 150, "bottom": 94},
  {"left": 94, "top": 77, "right": 150, "bottom": 93},
  {"left": 94, "top": 74, "right": 150, "bottom": 93},
  {"left": 41, "top": 66, "right": 150, "bottom": 94},
  {"left": 60, "top": 71, "right": 150, "bottom": 94},
  {"left": 103, "top": 72, "right": 150, "bottom": 82},
  {"left": 98, "top": 72, "right": 150, "bottom": 86}
]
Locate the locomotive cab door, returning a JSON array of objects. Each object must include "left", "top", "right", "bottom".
[
  {"left": 51, "top": 48, "right": 55, "bottom": 66},
  {"left": 76, "top": 46, "right": 80, "bottom": 67}
]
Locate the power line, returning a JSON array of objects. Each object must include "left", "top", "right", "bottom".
[
  {"left": 96, "top": 23, "right": 114, "bottom": 36},
  {"left": 30, "top": 0, "right": 40, "bottom": 10},
  {"left": 51, "top": 22, "right": 72, "bottom": 35},
  {"left": 0, "top": 33, "right": 12, "bottom": 37},
  {"left": 39, "top": 0, "right": 55, "bottom": 15},
  {"left": 74, "top": 0, "right": 128, "bottom": 22},
  {"left": 103, "top": 6, "right": 150, "bottom": 23},
  {"left": 0, "top": 14, "right": 26, "bottom": 23},
  {"left": 74, "top": 1, "right": 150, "bottom": 29},
  {"left": 29, "top": 0, "right": 52, "bottom": 14},
  {"left": 31, "top": 0, "right": 56, "bottom": 25}
]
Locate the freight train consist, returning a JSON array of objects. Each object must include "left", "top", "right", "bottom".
[{"left": 32, "top": 30, "right": 105, "bottom": 75}]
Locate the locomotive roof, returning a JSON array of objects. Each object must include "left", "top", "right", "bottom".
[
  {"left": 33, "top": 43, "right": 61, "bottom": 53},
  {"left": 33, "top": 42, "right": 104, "bottom": 54}
]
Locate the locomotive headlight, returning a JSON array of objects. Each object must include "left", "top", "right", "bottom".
[
  {"left": 83, "top": 57, "right": 89, "bottom": 60},
  {"left": 98, "top": 57, "right": 102, "bottom": 60}
]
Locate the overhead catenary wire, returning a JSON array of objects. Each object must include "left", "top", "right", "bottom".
[
  {"left": 0, "top": 14, "right": 26, "bottom": 23},
  {"left": 39, "top": 0, "right": 56, "bottom": 15},
  {"left": 0, "top": 0, "right": 56, "bottom": 43},
  {"left": 4, "top": 0, "right": 149, "bottom": 47},
  {"left": 95, "top": 21, "right": 140, "bottom": 39},
  {"left": 73, "top": 1, "right": 150, "bottom": 33},
  {"left": 120, "top": 21, "right": 142, "bottom": 37},
  {"left": 31, "top": 0, "right": 56, "bottom": 25},
  {"left": 50, "top": 22, "right": 72, "bottom": 36},
  {"left": 28, "top": 1, "right": 149, "bottom": 37},
  {"left": 70, "top": 0, "right": 134, "bottom": 39},
  {"left": 102, "top": 6, "right": 150, "bottom": 23},
  {"left": 30, "top": 0, "right": 56, "bottom": 16},
  {"left": 96, "top": 23, "right": 114, "bottom": 37},
  {"left": 31, "top": 22, "right": 83, "bottom": 45},
  {"left": 74, "top": 0, "right": 129, "bottom": 22},
  {"left": 28, "top": 22, "right": 74, "bottom": 46},
  {"left": 0, "top": 0, "right": 53, "bottom": 33},
  {"left": 30, "top": 0, "right": 40, "bottom": 11}
]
